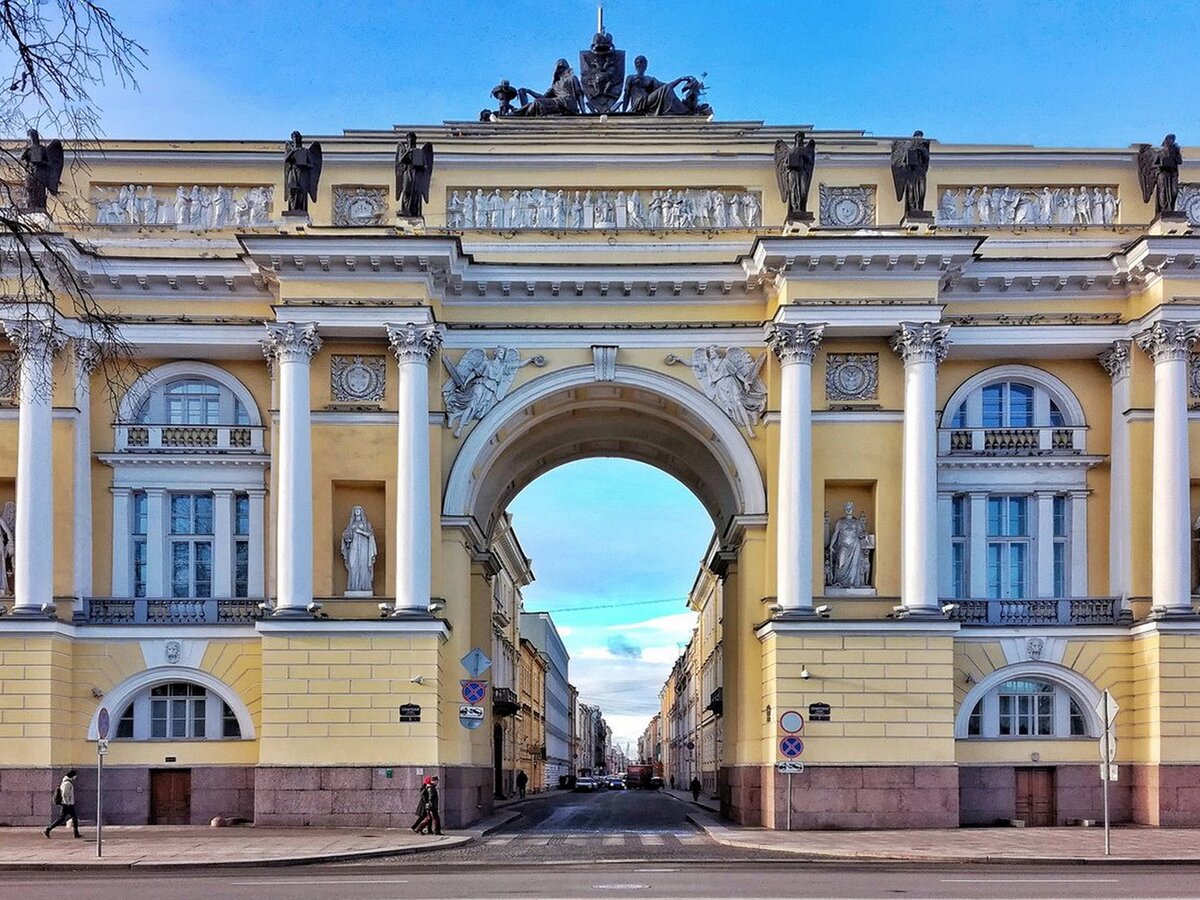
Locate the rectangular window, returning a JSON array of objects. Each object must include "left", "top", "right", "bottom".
[
  {"left": 170, "top": 493, "right": 214, "bottom": 598},
  {"left": 234, "top": 541, "right": 249, "bottom": 598},
  {"left": 987, "top": 496, "right": 1029, "bottom": 599},
  {"left": 132, "top": 491, "right": 147, "bottom": 535},
  {"left": 133, "top": 539, "right": 147, "bottom": 598},
  {"left": 982, "top": 384, "right": 1004, "bottom": 428},
  {"left": 234, "top": 493, "right": 250, "bottom": 536},
  {"left": 950, "top": 495, "right": 968, "bottom": 598},
  {"left": 1053, "top": 495, "right": 1068, "bottom": 598}
]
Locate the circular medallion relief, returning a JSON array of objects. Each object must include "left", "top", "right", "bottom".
[{"left": 832, "top": 197, "right": 864, "bottom": 227}]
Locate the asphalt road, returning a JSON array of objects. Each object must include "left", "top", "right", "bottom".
[
  {"left": 7, "top": 863, "right": 1200, "bottom": 899},
  {"left": 8, "top": 791, "right": 1200, "bottom": 898}
]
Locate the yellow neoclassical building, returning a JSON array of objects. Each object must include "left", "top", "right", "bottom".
[{"left": 1, "top": 78, "right": 1200, "bottom": 830}]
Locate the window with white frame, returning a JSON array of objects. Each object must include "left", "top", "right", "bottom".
[
  {"left": 234, "top": 493, "right": 250, "bottom": 598},
  {"left": 949, "top": 379, "right": 1067, "bottom": 430},
  {"left": 987, "top": 496, "right": 1029, "bottom": 599},
  {"left": 113, "top": 682, "right": 244, "bottom": 741},
  {"left": 951, "top": 494, "right": 967, "bottom": 598},
  {"left": 1053, "top": 495, "right": 1069, "bottom": 598},
  {"left": 132, "top": 490, "right": 148, "bottom": 598},
  {"left": 135, "top": 375, "right": 250, "bottom": 426},
  {"left": 170, "top": 493, "right": 213, "bottom": 598},
  {"left": 965, "top": 678, "right": 1090, "bottom": 739}
]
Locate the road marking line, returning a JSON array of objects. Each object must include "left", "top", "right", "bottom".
[
  {"left": 641, "top": 835, "right": 664, "bottom": 845},
  {"left": 487, "top": 836, "right": 514, "bottom": 845},
  {"left": 603, "top": 835, "right": 624, "bottom": 845},
  {"left": 940, "top": 883, "right": 1118, "bottom": 888},
  {"left": 229, "top": 879, "right": 409, "bottom": 885}
]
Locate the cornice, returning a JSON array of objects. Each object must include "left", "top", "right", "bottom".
[{"left": 936, "top": 454, "right": 1105, "bottom": 470}]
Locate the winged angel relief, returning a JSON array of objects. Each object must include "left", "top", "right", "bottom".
[
  {"left": 669, "top": 347, "right": 767, "bottom": 437},
  {"left": 441, "top": 348, "right": 546, "bottom": 438}
]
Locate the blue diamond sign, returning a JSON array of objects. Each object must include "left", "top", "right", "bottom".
[{"left": 460, "top": 647, "right": 492, "bottom": 678}]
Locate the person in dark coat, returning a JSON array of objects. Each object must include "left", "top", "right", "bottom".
[
  {"left": 44, "top": 770, "right": 81, "bottom": 838},
  {"left": 516, "top": 769, "right": 528, "bottom": 799},
  {"left": 411, "top": 776, "right": 431, "bottom": 833},
  {"left": 426, "top": 775, "right": 442, "bottom": 835},
  {"left": 690, "top": 776, "right": 702, "bottom": 802}
]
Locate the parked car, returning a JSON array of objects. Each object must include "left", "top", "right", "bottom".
[
  {"left": 649, "top": 775, "right": 664, "bottom": 789},
  {"left": 574, "top": 777, "right": 597, "bottom": 792}
]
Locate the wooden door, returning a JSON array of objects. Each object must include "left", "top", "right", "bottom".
[
  {"left": 1015, "top": 767, "right": 1055, "bottom": 826},
  {"left": 150, "top": 769, "right": 191, "bottom": 824}
]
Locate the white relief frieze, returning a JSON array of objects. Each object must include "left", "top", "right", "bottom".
[
  {"left": 819, "top": 185, "right": 876, "bottom": 227},
  {"left": 0, "top": 350, "right": 16, "bottom": 400},
  {"left": 93, "top": 184, "right": 274, "bottom": 227},
  {"left": 441, "top": 347, "right": 546, "bottom": 437},
  {"left": 937, "top": 185, "right": 1119, "bottom": 226},
  {"left": 445, "top": 187, "right": 762, "bottom": 230},
  {"left": 333, "top": 186, "right": 388, "bottom": 226}
]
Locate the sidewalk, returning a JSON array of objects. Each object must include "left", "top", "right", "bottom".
[
  {"left": 686, "top": 806, "right": 1200, "bottom": 864},
  {"left": 663, "top": 786, "right": 720, "bottom": 815},
  {"left": 0, "top": 825, "right": 470, "bottom": 871}
]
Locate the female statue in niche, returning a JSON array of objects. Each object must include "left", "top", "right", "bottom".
[
  {"left": 825, "top": 501, "right": 873, "bottom": 590},
  {"left": 341, "top": 505, "right": 377, "bottom": 595}
]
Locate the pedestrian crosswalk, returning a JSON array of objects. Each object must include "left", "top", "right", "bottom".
[{"left": 484, "top": 831, "right": 707, "bottom": 849}]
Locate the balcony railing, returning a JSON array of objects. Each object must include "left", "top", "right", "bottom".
[
  {"left": 940, "top": 426, "right": 1084, "bottom": 455},
  {"left": 947, "top": 597, "right": 1120, "bottom": 626},
  {"left": 74, "top": 597, "right": 261, "bottom": 624},
  {"left": 114, "top": 423, "right": 265, "bottom": 453}
]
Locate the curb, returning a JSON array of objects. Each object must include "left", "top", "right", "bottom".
[
  {"left": 683, "top": 812, "right": 1200, "bottom": 867},
  {"left": 0, "top": 834, "right": 474, "bottom": 873}
]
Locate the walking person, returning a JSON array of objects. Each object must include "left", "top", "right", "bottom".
[
  {"left": 425, "top": 775, "right": 442, "bottom": 835},
  {"left": 669, "top": 775, "right": 676, "bottom": 791},
  {"left": 44, "top": 770, "right": 81, "bottom": 838},
  {"left": 411, "top": 776, "right": 431, "bottom": 834},
  {"left": 690, "top": 776, "right": 702, "bottom": 802},
  {"left": 516, "top": 769, "right": 528, "bottom": 799}
]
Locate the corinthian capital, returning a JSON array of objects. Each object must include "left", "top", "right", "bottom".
[
  {"left": 2, "top": 318, "right": 67, "bottom": 361},
  {"left": 261, "top": 323, "right": 322, "bottom": 365},
  {"left": 1135, "top": 321, "right": 1199, "bottom": 364},
  {"left": 1098, "top": 340, "right": 1132, "bottom": 381},
  {"left": 386, "top": 323, "right": 444, "bottom": 364},
  {"left": 765, "top": 323, "right": 824, "bottom": 366},
  {"left": 890, "top": 322, "right": 951, "bottom": 366}
]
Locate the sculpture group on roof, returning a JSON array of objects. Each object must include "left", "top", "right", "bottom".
[{"left": 482, "top": 14, "right": 711, "bottom": 120}]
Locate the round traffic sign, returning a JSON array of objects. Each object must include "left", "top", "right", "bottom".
[
  {"left": 97, "top": 707, "right": 110, "bottom": 741},
  {"left": 779, "top": 710, "right": 804, "bottom": 734},
  {"left": 779, "top": 736, "right": 804, "bottom": 758}
]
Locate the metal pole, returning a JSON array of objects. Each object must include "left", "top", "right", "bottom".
[
  {"left": 1102, "top": 692, "right": 1110, "bottom": 857},
  {"left": 96, "top": 747, "right": 103, "bottom": 858},
  {"left": 786, "top": 770, "right": 792, "bottom": 832}
]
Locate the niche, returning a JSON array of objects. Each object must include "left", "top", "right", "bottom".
[
  {"left": 331, "top": 480, "right": 386, "bottom": 597},
  {"left": 823, "top": 480, "right": 877, "bottom": 596}
]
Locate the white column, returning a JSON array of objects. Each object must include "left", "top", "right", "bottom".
[
  {"left": 1035, "top": 491, "right": 1056, "bottom": 598},
  {"left": 1099, "top": 341, "right": 1132, "bottom": 609},
  {"left": 212, "top": 488, "right": 234, "bottom": 598},
  {"left": 110, "top": 487, "right": 132, "bottom": 596},
  {"left": 765, "top": 323, "right": 823, "bottom": 616},
  {"left": 261, "top": 323, "right": 321, "bottom": 616},
  {"left": 1136, "top": 321, "right": 1199, "bottom": 616},
  {"left": 387, "top": 323, "right": 444, "bottom": 614},
  {"left": 1070, "top": 490, "right": 1088, "bottom": 598},
  {"left": 248, "top": 488, "right": 266, "bottom": 597},
  {"left": 890, "top": 322, "right": 951, "bottom": 616},
  {"left": 968, "top": 491, "right": 989, "bottom": 599},
  {"left": 72, "top": 340, "right": 102, "bottom": 600},
  {"left": 145, "top": 487, "right": 167, "bottom": 597},
  {"left": 3, "top": 319, "right": 66, "bottom": 615}
]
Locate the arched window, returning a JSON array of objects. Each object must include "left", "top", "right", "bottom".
[
  {"left": 946, "top": 376, "right": 1077, "bottom": 431},
  {"left": 134, "top": 376, "right": 251, "bottom": 425},
  {"left": 112, "top": 681, "right": 244, "bottom": 741},
  {"left": 957, "top": 667, "right": 1099, "bottom": 740}
]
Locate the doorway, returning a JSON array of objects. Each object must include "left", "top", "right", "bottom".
[
  {"left": 150, "top": 769, "right": 191, "bottom": 824},
  {"left": 1014, "top": 767, "right": 1055, "bottom": 826}
]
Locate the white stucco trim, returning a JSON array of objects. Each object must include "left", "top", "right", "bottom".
[
  {"left": 953, "top": 660, "right": 1103, "bottom": 739},
  {"left": 117, "top": 360, "right": 263, "bottom": 426},
  {"left": 442, "top": 363, "right": 767, "bottom": 522},
  {"left": 86, "top": 665, "right": 256, "bottom": 740},
  {"left": 941, "top": 363, "right": 1087, "bottom": 429}
]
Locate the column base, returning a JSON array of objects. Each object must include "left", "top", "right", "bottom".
[
  {"left": 894, "top": 605, "right": 946, "bottom": 620},
  {"left": 771, "top": 607, "right": 819, "bottom": 621},
  {"left": 4, "top": 604, "right": 55, "bottom": 619},
  {"left": 388, "top": 607, "right": 440, "bottom": 621},
  {"left": 1150, "top": 605, "right": 1198, "bottom": 620},
  {"left": 270, "top": 606, "right": 316, "bottom": 620}
]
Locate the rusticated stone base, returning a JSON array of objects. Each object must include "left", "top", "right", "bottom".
[
  {"left": 773, "top": 765, "right": 958, "bottom": 829},
  {"left": 722, "top": 764, "right": 958, "bottom": 829},
  {"left": 959, "top": 765, "right": 1132, "bottom": 826},
  {"left": 1133, "top": 765, "right": 1200, "bottom": 826},
  {"left": 0, "top": 766, "right": 255, "bottom": 826},
  {"left": 719, "top": 765, "right": 764, "bottom": 826},
  {"left": 254, "top": 765, "right": 493, "bottom": 829}
]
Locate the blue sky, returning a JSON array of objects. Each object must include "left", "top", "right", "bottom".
[{"left": 86, "top": 0, "right": 1200, "bottom": 749}]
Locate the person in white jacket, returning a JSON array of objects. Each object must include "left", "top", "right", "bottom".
[{"left": 44, "top": 770, "right": 81, "bottom": 838}]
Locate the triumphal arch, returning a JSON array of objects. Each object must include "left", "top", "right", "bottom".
[{"left": 1, "top": 24, "right": 1200, "bottom": 829}]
